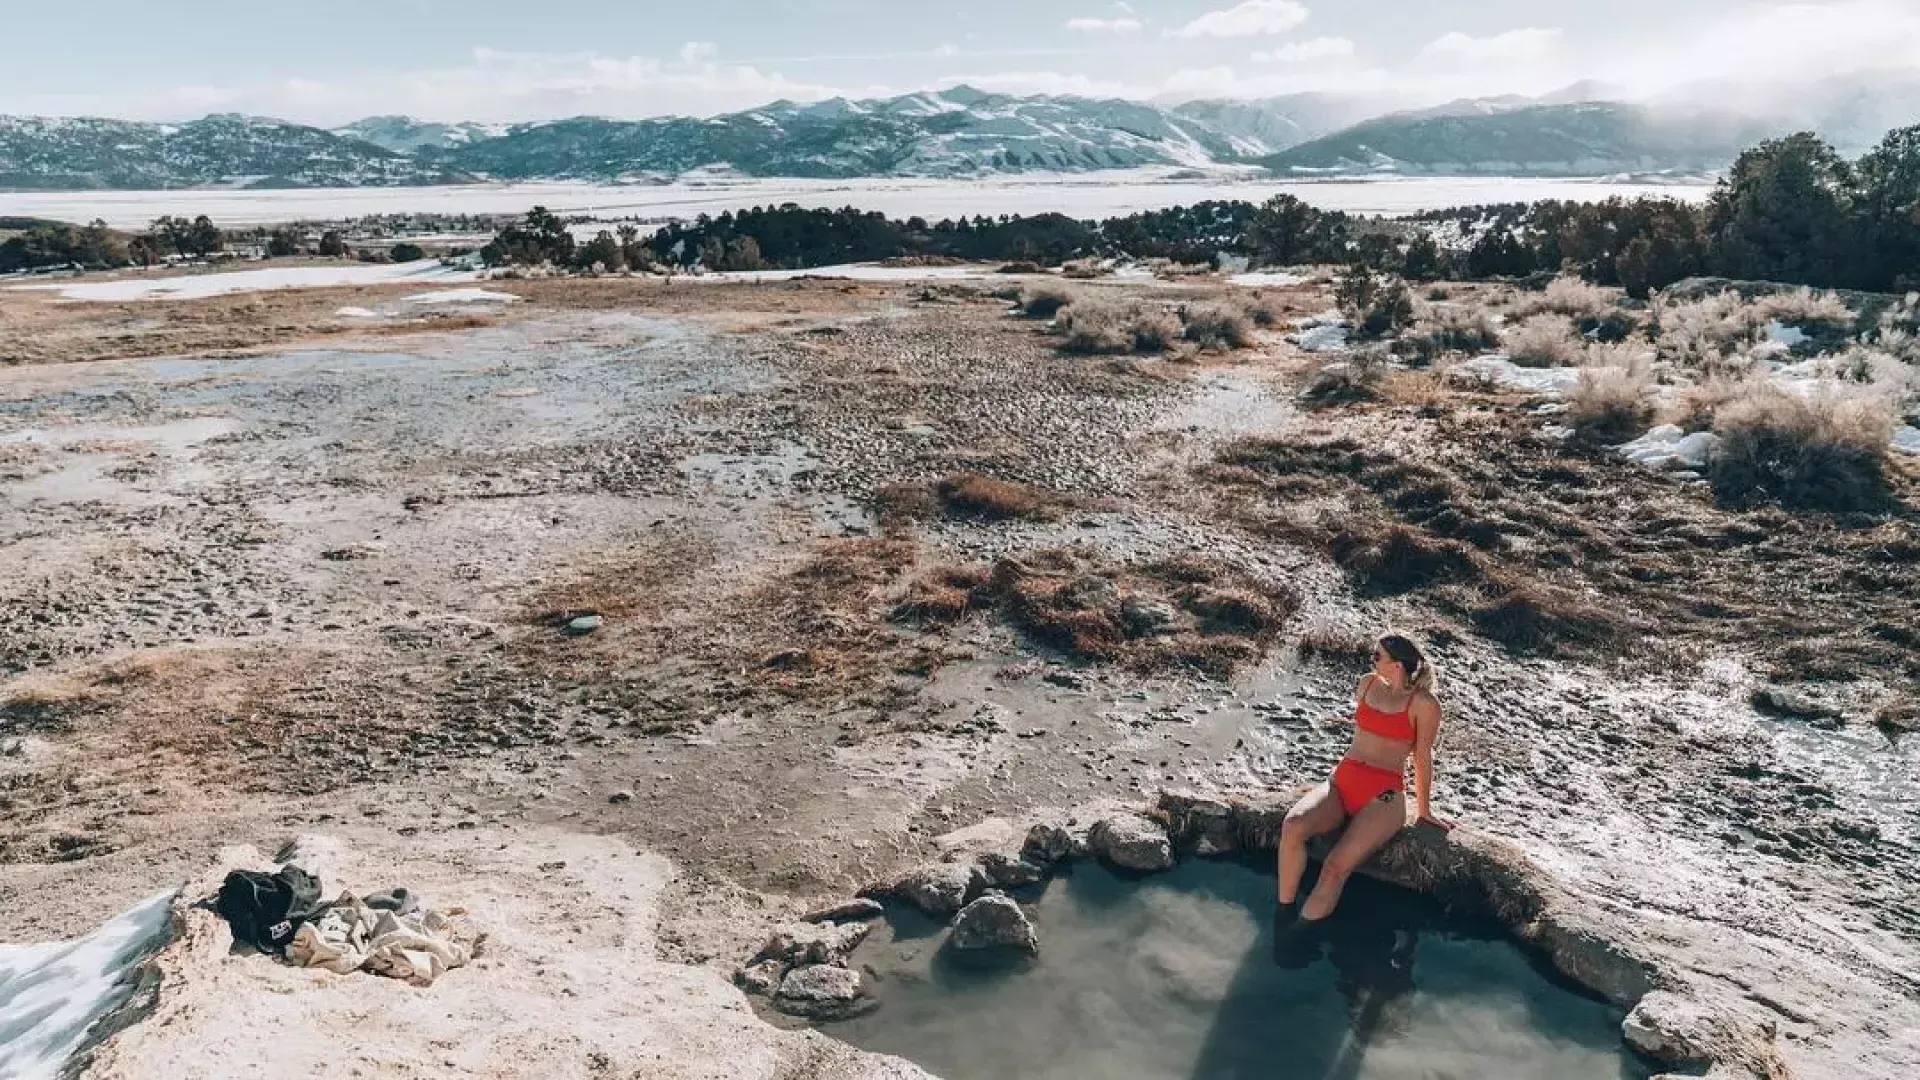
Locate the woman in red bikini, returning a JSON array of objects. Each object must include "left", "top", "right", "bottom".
[{"left": 1277, "top": 634, "right": 1446, "bottom": 922}]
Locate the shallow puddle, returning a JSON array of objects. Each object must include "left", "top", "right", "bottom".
[{"left": 829, "top": 859, "right": 1648, "bottom": 1080}]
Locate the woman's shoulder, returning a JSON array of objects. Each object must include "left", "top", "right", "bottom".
[{"left": 1410, "top": 687, "right": 1442, "bottom": 714}]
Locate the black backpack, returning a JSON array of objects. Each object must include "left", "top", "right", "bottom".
[{"left": 215, "top": 864, "right": 324, "bottom": 954}]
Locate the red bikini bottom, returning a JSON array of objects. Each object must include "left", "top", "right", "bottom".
[{"left": 1332, "top": 758, "right": 1404, "bottom": 815}]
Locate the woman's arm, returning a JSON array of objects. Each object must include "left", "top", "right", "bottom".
[{"left": 1410, "top": 693, "right": 1445, "bottom": 826}]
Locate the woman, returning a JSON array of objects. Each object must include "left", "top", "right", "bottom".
[{"left": 1277, "top": 634, "right": 1445, "bottom": 922}]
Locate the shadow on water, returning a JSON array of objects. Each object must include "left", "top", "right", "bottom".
[{"left": 830, "top": 858, "right": 1651, "bottom": 1080}]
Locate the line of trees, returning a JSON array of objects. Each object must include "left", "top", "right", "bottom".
[
  {"left": 472, "top": 122, "right": 1920, "bottom": 297},
  {"left": 1, "top": 215, "right": 362, "bottom": 273}
]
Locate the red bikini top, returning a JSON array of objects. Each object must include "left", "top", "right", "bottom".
[{"left": 1355, "top": 684, "right": 1418, "bottom": 742}]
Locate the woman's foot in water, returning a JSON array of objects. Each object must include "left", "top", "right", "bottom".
[{"left": 1272, "top": 904, "right": 1325, "bottom": 969}]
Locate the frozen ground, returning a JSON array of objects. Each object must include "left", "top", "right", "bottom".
[{"left": 0, "top": 173, "right": 1713, "bottom": 230}]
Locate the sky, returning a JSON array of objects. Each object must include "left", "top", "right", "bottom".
[{"left": 2, "top": 1, "right": 1918, "bottom": 125}]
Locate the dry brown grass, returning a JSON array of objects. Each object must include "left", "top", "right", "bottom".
[
  {"left": 1465, "top": 580, "right": 1629, "bottom": 656},
  {"left": 1294, "top": 616, "right": 1377, "bottom": 666},
  {"left": 1709, "top": 383, "right": 1897, "bottom": 511},
  {"left": 932, "top": 473, "right": 1057, "bottom": 520},
  {"left": 891, "top": 548, "right": 1298, "bottom": 676}
]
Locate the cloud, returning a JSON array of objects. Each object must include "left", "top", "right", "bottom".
[
  {"left": 678, "top": 42, "right": 719, "bottom": 66},
  {"left": 1065, "top": 17, "right": 1143, "bottom": 35},
  {"left": 1418, "top": 28, "right": 1564, "bottom": 67},
  {"left": 1251, "top": 36, "right": 1353, "bottom": 65},
  {"left": 1173, "top": 1, "right": 1310, "bottom": 40}
]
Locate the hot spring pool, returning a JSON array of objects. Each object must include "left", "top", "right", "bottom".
[{"left": 824, "top": 858, "right": 1650, "bottom": 1080}]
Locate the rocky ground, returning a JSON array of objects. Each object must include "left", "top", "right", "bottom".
[{"left": 1, "top": 271, "right": 1916, "bottom": 1079}]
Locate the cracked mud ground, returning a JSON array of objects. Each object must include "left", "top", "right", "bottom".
[{"left": 2, "top": 276, "right": 1917, "bottom": 1078}]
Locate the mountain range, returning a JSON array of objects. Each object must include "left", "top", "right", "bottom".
[{"left": 1, "top": 76, "right": 1915, "bottom": 192}]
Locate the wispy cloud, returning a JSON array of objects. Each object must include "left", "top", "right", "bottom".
[
  {"left": 1418, "top": 28, "right": 1564, "bottom": 67},
  {"left": 1251, "top": 37, "right": 1354, "bottom": 64},
  {"left": 1065, "top": 17, "right": 1144, "bottom": 35},
  {"left": 1172, "top": 1, "right": 1311, "bottom": 40}
]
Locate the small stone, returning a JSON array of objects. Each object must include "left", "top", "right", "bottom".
[
  {"left": 1089, "top": 813, "right": 1174, "bottom": 872},
  {"left": 1120, "top": 596, "right": 1181, "bottom": 638},
  {"left": 1621, "top": 991, "right": 1722, "bottom": 1067},
  {"left": 949, "top": 894, "right": 1038, "bottom": 953},
  {"left": 608, "top": 791, "right": 634, "bottom": 804},
  {"left": 563, "top": 615, "right": 604, "bottom": 637},
  {"left": 773, "top": 964, "right": 872, "bottom": 1020}
]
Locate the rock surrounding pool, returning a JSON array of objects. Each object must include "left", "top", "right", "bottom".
[{"left": 827, "top": 859, "right": 1650, "bottom": 1080}]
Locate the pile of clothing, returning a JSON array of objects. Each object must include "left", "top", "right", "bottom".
[{"left": 213, "top": 864, "right": 477, "bottom": 987}]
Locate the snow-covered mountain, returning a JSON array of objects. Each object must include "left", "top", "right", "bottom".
[
  {"left": 335, "top": 116, "right": 510, "bottom": 154},
  {"left": 0, "top": 113, "right": 471, "bottom": 189},
  {"left": 2, "top": 77, "right": 1915, "bottom": 191}
]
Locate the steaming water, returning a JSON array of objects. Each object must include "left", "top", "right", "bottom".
[{"left": 830, "top": 859, "right": 1647, "bottom": 1080}]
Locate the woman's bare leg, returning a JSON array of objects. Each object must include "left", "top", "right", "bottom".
[
  {"left": 1300, "top": 791, "right": 1405, "bottom": 921},
  {"left": 1278, "top": 782, "right": 1346, "bottom": 904}
]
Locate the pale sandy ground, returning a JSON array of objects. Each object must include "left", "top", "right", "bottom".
[{"left": 83, "top": 825, "right": 928, "bottom": 1080}]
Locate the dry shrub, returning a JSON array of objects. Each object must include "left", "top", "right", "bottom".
[
  {"left": 1755, "top": 287, "right": 1855, "bottom": 334},
  {"left": 932, "top": 472, "right": 1055, "bottom": 521},
  {"left": 1242, "top": 291, "right": 1284, "bottom": 327},
  {"left": 1655, "top": 290, "right": 1764, "bottom": 374},
  {"left": 1400, "top": 303, "right": 1502, "bottom": 363},
  {"left": 997, "top": 260, "right": 1044, "bottom": 274},
  {"left": 1515, "top": 275, "right": 1617, "bottom": 321},
  {"left": 1709, "top": 383, "right": 1896, "bottom": 512},
  {"left": 1182, "top": 302, "right": 1255, "bottom": 349},
  {"left": 1378, "top": 367, "right": 1451, "bottom": 409},
  {"left": 1326, "top": 524, "right": 1480, "bottom": 596},
  {"left": 1300, "top": 345, "right": 1390, "bottom": 407},
  {"left": 1019, "top": 282, "right": 1076, "bottom": 318},
  {"left": 1504, "top": 314, "right": 1583, "bottom": 368},
  {"left": 1467, "top": 581, "right": 1627, "bottom": 656},
  {"left": 1061, "top": 258, "right": 1110, "bottom": 280},
  {"left": 1671, "top": 377, "right": 1749, "bottom": 432},
  {"left": 1567, "top": 347, "right": 1654, "bottom": 444},
  {"left": 1058, "top": 299, "right": 1180, "bottom": 355},
  {"left": 872, "top": 481, "right": 942, "bottom": 527}
]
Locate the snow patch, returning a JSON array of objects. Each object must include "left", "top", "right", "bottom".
[
  {"left": 334, "top": 306, "right": 381, "bottom": 318},
  {"left": 403, "top": 288, "right": 521, "bottom": 305},
  {"left": 1616, "top": 424, "right": 1721, "bottom": 472},
  {"left": 1449, "top": 354, "right": 1582, "bottom": 396},
  {"left": 13, "top": 261, "right": 478, "bottom": 302},
  {"left": 1228, "top": 270, "right": 1307, "bottom": 287},
  {"left": 1894, "top": 425, "right": 1920, "bottom": 457},
  {"left": 0, "top": 890, "right": 177, "bottom": 1080}
]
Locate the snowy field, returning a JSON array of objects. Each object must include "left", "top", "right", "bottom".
[
  {"left": 11, "top": 261, "right": 480, "bottom": 301},
  {"left": 0, "top": 172, "right": 1713, "bottom": 230}
]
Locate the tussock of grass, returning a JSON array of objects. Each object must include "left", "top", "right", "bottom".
[
  {"left": 1326, "top": 524, "right": 1480, "bottom": 596},
  {"left": 1567, "top": 347, "right": 1654, "bottom": 444},
  {"left": 1018, "top": 283, "right": 1075, "bottom": 318},
  {"left": 1504, "top": 313, "right": 1584, "bottom": 368},
  {"left": 1709, "top": 384, "right": 1896, "bottom": 512},
  {"left": 1057, "top": 299, "right": 1180, "bottom": 355},
  {"left": 1754, "top": 287, "right": 1855, "bottom": 333},
  {"left": 1181, "top": 302, "right": 1255, "bottom": 349},
  {"left": 1515, "top": 276, "right": 1618, "bottom": 321},
  {"left": 1300, "top": 346, "right": 1390, "bottom": 407},
  {"left": 1295, "top": 616, "right": 1377, "bottom": 666},
  {"left": 933, "top": 472, "right": 1056, "bottom": 520},
  {"left": 1466, "top": 580, "right": 1628, "bottom": 656},
  {"left": 1398, "top": 303, "right": 1502, "bottom": 363}
]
